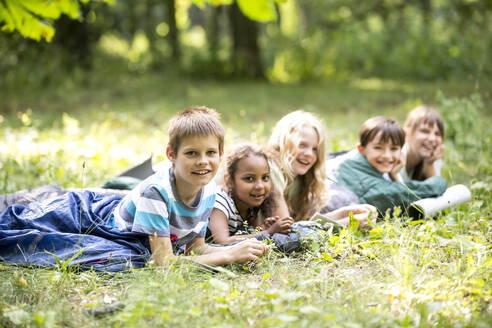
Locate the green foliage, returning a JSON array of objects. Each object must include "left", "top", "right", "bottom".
[
  {"left": 263, "top": 0, "right": 492, "bottom": 81},
  {"left": 438, "top": 92, "right": 483, "bottom": 149},
  {"left": 0, "top": 74, "right": 491, "bottom": 327},
  {"left": 1, "top": 0, "right": 490, "bottom": 83},
  {"left": 0, "top": 0, "right": 82, "bottom": 41},
  {"left": 191, "top": 0, "right": 280, "bottom": 22},
  {"left": 1, "top": 0, "right": 280, "bottom": 43},
  {"left": 45, "top": 247, "right": 87, "bottom": 273},
  {"left": 237, "top": 0, "right": 277, "bottom": 22},
  {"left": 435, "top": 92, "right": 491, "bottom": 184}
]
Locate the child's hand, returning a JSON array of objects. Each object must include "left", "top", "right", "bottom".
[
  {"left": 424, "top": 143, "right": 445, "bottom": 165},
  {"left": 336, "top": 204, "right": 376, "bottom": 217},
  {"left": 356, "top": 204, "right": 378, "bottom": 228},
  {"left": 227, "top": 239, "right": 269, "bottom": 263},
  {"left": 266, "top": 216, "right": 294, "bottom": 234},
  {"left": 429, "top": 143, "right": 446, "bottom": 162},
  {"left": 331, "top": 204, "right": 377, "bottom": 228},
  {"left": 422, "top": 144, "right": 445, "bottom": 178},
  {"left": 352, "top": 210, "right": 377, "bottom": 229},
  {"left": 389, "top": 152, "right": 406, "bottom": 182},
  {"left": 263, "top": 216, "right": 278, "bottom": 229}
]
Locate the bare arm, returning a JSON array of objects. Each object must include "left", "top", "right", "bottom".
[
  {"left": 271, "top": 190, "right": 292, "bottom": 219},
  {"left": 149, "top": 235, "right": 177, "bottom": 266},
  {"left": 209, "top": 208, "right": 263, "bottom": 244},
  {"left": 149, "top": 235, "right": 268, "bottom": 266},
  {"left": 186, "top": 237, "right": 269, "bottom": 265},
  {"left": 421, "top": 162, "right": 436, "bottom": 179},
  {"left": 209, "top": 209, "right": 292, "bottom": 245}
]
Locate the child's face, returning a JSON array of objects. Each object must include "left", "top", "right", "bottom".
[
  {"left": 291, "top": 126, "right": 319, "bottom": 177},
  {"left": 231, "top": 155, "right": 272, "bottom": 210},
  {"left": 167, "top": 135, "right": 221, "bottom": 191},
  {"left": 359, "top": 132, "right": 402, "bottom": 174},
  {"left": 406, "top": 122, "right": 443, "bottom": 160}
]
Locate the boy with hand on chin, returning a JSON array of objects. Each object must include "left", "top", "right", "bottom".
[{"left": 113, "top": 107, "right": 268, "bottom": 266}]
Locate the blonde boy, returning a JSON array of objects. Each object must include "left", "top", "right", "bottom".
[{"left": 113, "top": 107, "right": 268, "bottom": 265}]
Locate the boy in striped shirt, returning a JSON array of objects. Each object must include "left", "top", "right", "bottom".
[{"left": 113, "top": 107, "right": 268, "bottom": 266}]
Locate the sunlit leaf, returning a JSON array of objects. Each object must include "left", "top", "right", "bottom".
[
  {"left": 348, "top": 211, "right": 359, "bottom": 233},
  {"left": 237, "top": 0, "right": 277, "bottom": 22},
  {"left": 0, "top": 0, "right": 112, "bottom": 41},
  {"left": 369, "top": 227, "right": 383, "bottom": 239},
  {"left": 20, "top": 0, "right": 79, "bottom": 20},
  {"left": 321, "top": 252, "right": 332, "bottom": 262}
]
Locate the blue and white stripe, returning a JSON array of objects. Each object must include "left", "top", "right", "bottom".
[{"left": 113, "top": 163, "right": 216, "bottom": 246}]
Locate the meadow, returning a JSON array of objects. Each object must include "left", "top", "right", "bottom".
[{"left": 0, "top": 70, "right": 491, "bottom": 327}]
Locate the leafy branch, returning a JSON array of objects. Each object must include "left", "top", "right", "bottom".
[{"left": 0, "top": 0, "right": 110, "bottom": 41}]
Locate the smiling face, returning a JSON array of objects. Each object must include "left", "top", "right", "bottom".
[
  {"left": 406, "top": 122, "right": 443, "bottom": 161},
  {"left": 291, "top": 126, "right": 319, "bottom": 177},
  {"left": 358, "top": 132, "right": 402, "bottom": 174},
  {"left": 230, "top": 155, "right": 272, "bottom": 214},
  {"left": 167, "top": 134, "right": 221, "bottom": 199}
]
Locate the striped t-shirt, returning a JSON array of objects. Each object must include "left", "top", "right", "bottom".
[
  {"left": 212, "top": 189, "right": 258, "bottom": 236},
  {"left": 113, "top": 165, "right": 216, "bottom": 247},
  {"left": 214, "top": 189, "right": 245, "bottom": 235}
]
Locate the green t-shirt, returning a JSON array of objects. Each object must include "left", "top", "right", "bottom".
[
  {"left": 326, "top": 150, "right": 447, "bottom": 214},
  {"left": 268, "top": 160, "right": 300, "bottom": 201}
]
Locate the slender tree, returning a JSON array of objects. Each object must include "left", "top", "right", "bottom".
[
  {"left": 228, "top": 2, "right": 263, "bottom": 78},
  {"left": 165, "top": 0, "right": 179, "bottom": 61}
]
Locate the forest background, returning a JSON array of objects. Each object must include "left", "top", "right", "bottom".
[{"left": 0, "top": 0, "right": 491, "bottom": 327}]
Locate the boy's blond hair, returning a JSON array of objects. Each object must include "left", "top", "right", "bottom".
[
  {"left": 404, "top": 105, "right": 445, "bottom": 137},
  {"left": 267, "top": 110, "right": 327, "bottom": 221},
  {"left": 168, "top": 106, "right": 225, "bottom": 154}
]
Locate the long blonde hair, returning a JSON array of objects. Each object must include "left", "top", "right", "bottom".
[{"left": 267, "top": 110, "right": 327, "bottom": 221}]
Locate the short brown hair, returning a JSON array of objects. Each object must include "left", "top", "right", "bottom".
[
  {"left": 404, "top": 105, "right": 445, "bottom": 138},
  {"left": 168, "top": 106, "right": 225, "bottom": 154},
  {"left": 359, "top": 116, "right": 405, "bottom": 147}
]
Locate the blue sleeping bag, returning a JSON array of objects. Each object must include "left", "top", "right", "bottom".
[{"left": 0, "top": 191, "right": 151, "bottom": 272}]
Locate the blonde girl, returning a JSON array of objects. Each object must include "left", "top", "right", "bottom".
[
  {"left": 267, "top": 110, "right": 376, "bottom": 226},
  {"left": 401, "top": 106, "right": 445, "bottom": 181}
]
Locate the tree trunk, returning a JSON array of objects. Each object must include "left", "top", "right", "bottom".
[
  {"left": 145, "top": 0, "right": 158, "bottom": 61},
  {"left": 228, "top": 3, "right": 263, "bottom": 78},
  {"left": 54, "top": 5, "right": 93, "bottom": 70},
  {"left": 206, "top": 4, "right": 220, "bottom": 64},
  {"left": 419, "top": 0, "right": 432, "bottom": 36},
  {"left": 165, "top": 0, "right": 180, "bottom": 61}
]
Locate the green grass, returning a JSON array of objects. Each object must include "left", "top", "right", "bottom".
[{"left": 0, "top": 70, "right": 491, "bottom": 327}]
